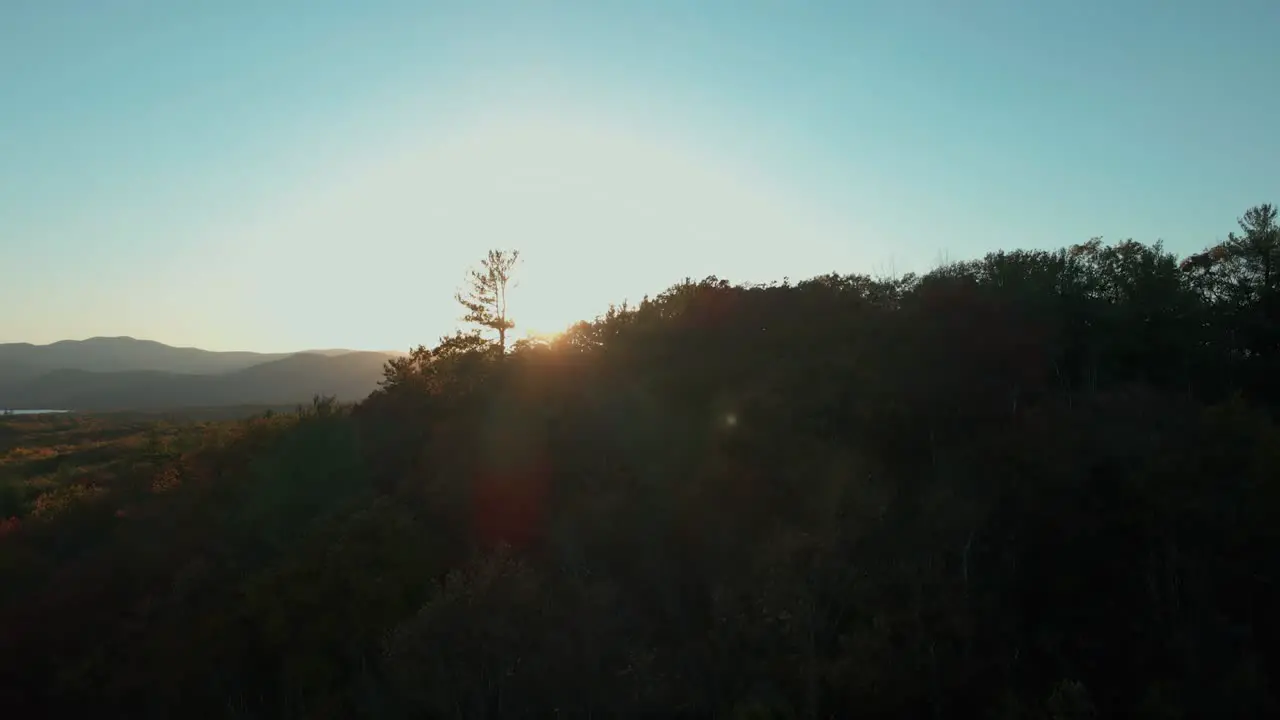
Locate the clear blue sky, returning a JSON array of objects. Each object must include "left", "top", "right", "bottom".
[{"left": 3, "top": 0, "right": 1277, "bottom": 352}]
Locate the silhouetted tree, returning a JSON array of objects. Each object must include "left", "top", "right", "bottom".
[{"left": 456, "top": 249, "right": 520, "bottom": 354}]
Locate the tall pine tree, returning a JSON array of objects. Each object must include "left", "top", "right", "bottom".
[{"left": 455, "top": 249, "right": 520, "bottom": 353}]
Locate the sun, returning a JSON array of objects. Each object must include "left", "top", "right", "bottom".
[{"left": 519, "top": 327, "right": 565, "bottom": 344}]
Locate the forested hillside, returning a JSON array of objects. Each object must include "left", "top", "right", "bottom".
[{"left": 2, "top": 205, "right": 1279, "bottom": 717}]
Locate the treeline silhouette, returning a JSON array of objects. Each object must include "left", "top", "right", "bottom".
[{"left": 2, "top": 205, "right": 1279, "bottom": 717}]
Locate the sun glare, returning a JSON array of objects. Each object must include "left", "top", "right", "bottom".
[
  {"left": 421, "top": 110, "right": 830, "bottom": 336},
  {"left": 231, "top": 103, "right": 851, "bottom": 349},
  {"left": 520, "top": 327, "right": 566, "bottom": 345}
]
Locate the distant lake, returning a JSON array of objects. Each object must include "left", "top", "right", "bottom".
[{"left": 3, "top": 409, "right": 69, "bottom": 415}]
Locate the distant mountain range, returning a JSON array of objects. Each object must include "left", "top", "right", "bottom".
[{"left": 0, "top": 337, "right": 403, "bottom": 412}]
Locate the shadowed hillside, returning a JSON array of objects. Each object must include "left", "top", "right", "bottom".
[
  {"left": 0, "top": 351, "right": 394, "bottom": 411},
  {"left": 1, "top": 206, "right": 1279, "bottom": 717}
]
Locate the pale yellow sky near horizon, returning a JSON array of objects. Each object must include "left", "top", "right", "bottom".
[{"left": 124, "top": 108, "right": 870, "bottom": 353}]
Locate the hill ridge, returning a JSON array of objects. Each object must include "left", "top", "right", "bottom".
[{"left": 0, "top": 338, "right": 397, "bottom": 411}]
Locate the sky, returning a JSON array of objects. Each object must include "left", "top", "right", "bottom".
[{"left": 2, "top": 0, "right": 1278, "bottom": 352}]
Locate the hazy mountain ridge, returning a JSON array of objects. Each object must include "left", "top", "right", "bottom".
[
  {"left": 0, "top": 338, "right": 398, "bottom": 411},
  {"left": 0, "top": 336, "right": 295, "bottom": 375}
]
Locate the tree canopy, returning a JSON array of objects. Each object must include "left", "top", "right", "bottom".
[{"left": 3, "top": 205, "right": 1280, "bottom": 717}]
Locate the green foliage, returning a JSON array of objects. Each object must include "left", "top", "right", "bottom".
[{"left": 4, "top": 205, "right": 1280, "bottom": 716}]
